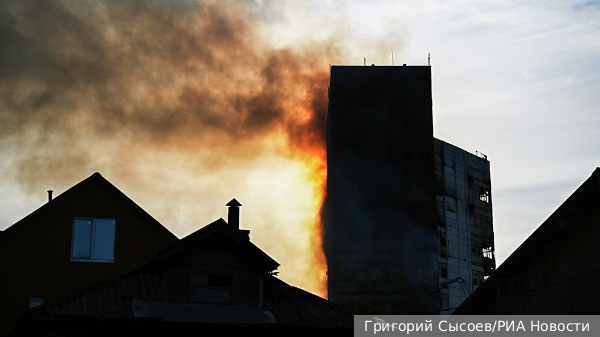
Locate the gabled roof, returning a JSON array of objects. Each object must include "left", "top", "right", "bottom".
[
  {"left": 154, "top": 218, "right": 279, "bottom": 272},
  {"left": 0, "top": 172, "right": 178, "bottom": 243},
  {"left": 454, "top": 168, "right": 600, "bottom": 314}
]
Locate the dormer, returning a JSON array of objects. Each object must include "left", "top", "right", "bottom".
[{"left": 152, "top": 200, "right": 279, "bottom": 308}]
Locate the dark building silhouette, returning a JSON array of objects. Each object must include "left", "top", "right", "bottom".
[
  {"left": 325, "top": 65, "right": 495, "bottom": 314},
  {"left": 453, "top": 168, "right": 600, "bottom": 314},
  {"left": 433, "top": 139, "right": 494, "bottom": 313},
  {"left": 0, "top": 173, "right": 178, "bottom": 337},
  {"left": 14, "top": 201, "right": 356, "bottom": 336}
]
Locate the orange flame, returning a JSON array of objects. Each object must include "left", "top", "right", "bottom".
[
  {"left": 289, "top": 64, "right": 331, "bottom": 298},
  {"left": 303, "top": 145, "right": 328, "bottom": 298}
]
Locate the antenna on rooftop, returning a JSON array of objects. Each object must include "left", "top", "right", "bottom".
[
  {"left": 428, "top": 53, "right": 431, "bottom": 66},
  {"left": 364, "top": 58, "right": 366, "bottom": 66},
  {"left": 391, "top": 49, "right": 394, "bottom": 66}
]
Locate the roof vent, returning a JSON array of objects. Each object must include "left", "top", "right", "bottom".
[
  {"left": 226, "top": 198, "right": 242, "bottom": 230},
  {"left": 47, "top": 190, "right": 53, "bottom": 203}
]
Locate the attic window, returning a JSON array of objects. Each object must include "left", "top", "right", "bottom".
[
  {"left": 71, "top": 218, "right": 116, "bottom": 263},
  {"left": 192, "top": 271, "right": 232, "bottom": 304}
]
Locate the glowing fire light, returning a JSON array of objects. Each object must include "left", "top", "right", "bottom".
[
  {"left": 1, "top": 0, "right": 348, "bottom": 299},
  {"left": 300, "top": 146, "right": 328, "bottom": 298}
]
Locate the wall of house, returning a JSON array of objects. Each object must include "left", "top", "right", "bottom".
[
  {"left": 160, "top": 232, "right": 265, "bottom": 307},
  {"left": 434, "top": 139, "right": 494, "bottom": 314},
  {"left": 0, "top": 176, "right": 177, "bottom": 337}
]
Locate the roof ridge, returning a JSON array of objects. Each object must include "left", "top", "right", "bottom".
[
  {"left": 0, "top": 172, "right": 178, "bottom": 243},
  {"left": 154, "top": 218, "right": 279, "bottom": 271}
]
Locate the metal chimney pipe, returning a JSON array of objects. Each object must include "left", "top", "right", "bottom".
[
  {"left": 226, "top": 198, "right": 242, "bottom": 230},
  {"left": 47, "top": 190, "right": 53, "bottom": 202}
]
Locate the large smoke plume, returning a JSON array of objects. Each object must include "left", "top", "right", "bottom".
[
  {"left": 2, "top": 0, "right": 331, "bottom": 177},
  {"left": 0, "top": 0, "right": 408, "bottom": 296}
]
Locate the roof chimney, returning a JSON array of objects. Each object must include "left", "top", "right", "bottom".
[
  {"left": 226, "top": 198, "right": 242, "bottom": 230},
  {"left": 47, "top": 190, "right": 53, "bottom": 202}
]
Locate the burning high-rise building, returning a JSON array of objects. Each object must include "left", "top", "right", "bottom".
[{"left": 325, "top": 65, "right": 495, "bottom": 314}]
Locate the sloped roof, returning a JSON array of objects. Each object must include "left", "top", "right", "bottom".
[
  {"left": 153, "top": 218, "right": 279, "bottom": 271},
  {"left": 29, "top": 264, "right": 353, "bottom": 330},
  {"left": 44, "top": 269, "right": 161, "bottom": 319},
  {"left": 38, "top": 272, "right": 355, "bottom": 329},
  {"left": 453, "top": 168, "right": 600, "bottom": 314},
  {"left": 262, "top": 275, "right": 356, "bottom": 328},
  {"left": 0, "top": 172, "right": 178, "bottom": 243}
]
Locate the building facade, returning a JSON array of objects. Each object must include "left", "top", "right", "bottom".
[
  {"left": 325, "top": 65, "right": 495, "bottom": 314},
  {"left": 434, "top": 139, "right": 494, "bottom": 313}
]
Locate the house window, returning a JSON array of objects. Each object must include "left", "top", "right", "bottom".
[
  {"left": 71, "top": 218, "right": 116, "bottom": 262},
  {"left": 29, "top": 297, "right": 43, "bottom": 308},
  {"left": 192, "top": 271, "right": 232, "bottom": 304}
]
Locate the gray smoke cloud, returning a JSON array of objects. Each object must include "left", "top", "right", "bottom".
[
  {"left": 0, "top": 0, "right": 410, "bottom": 297},
  {"left": 0, "top": 0, "right": 334, "bottom": 193}
]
